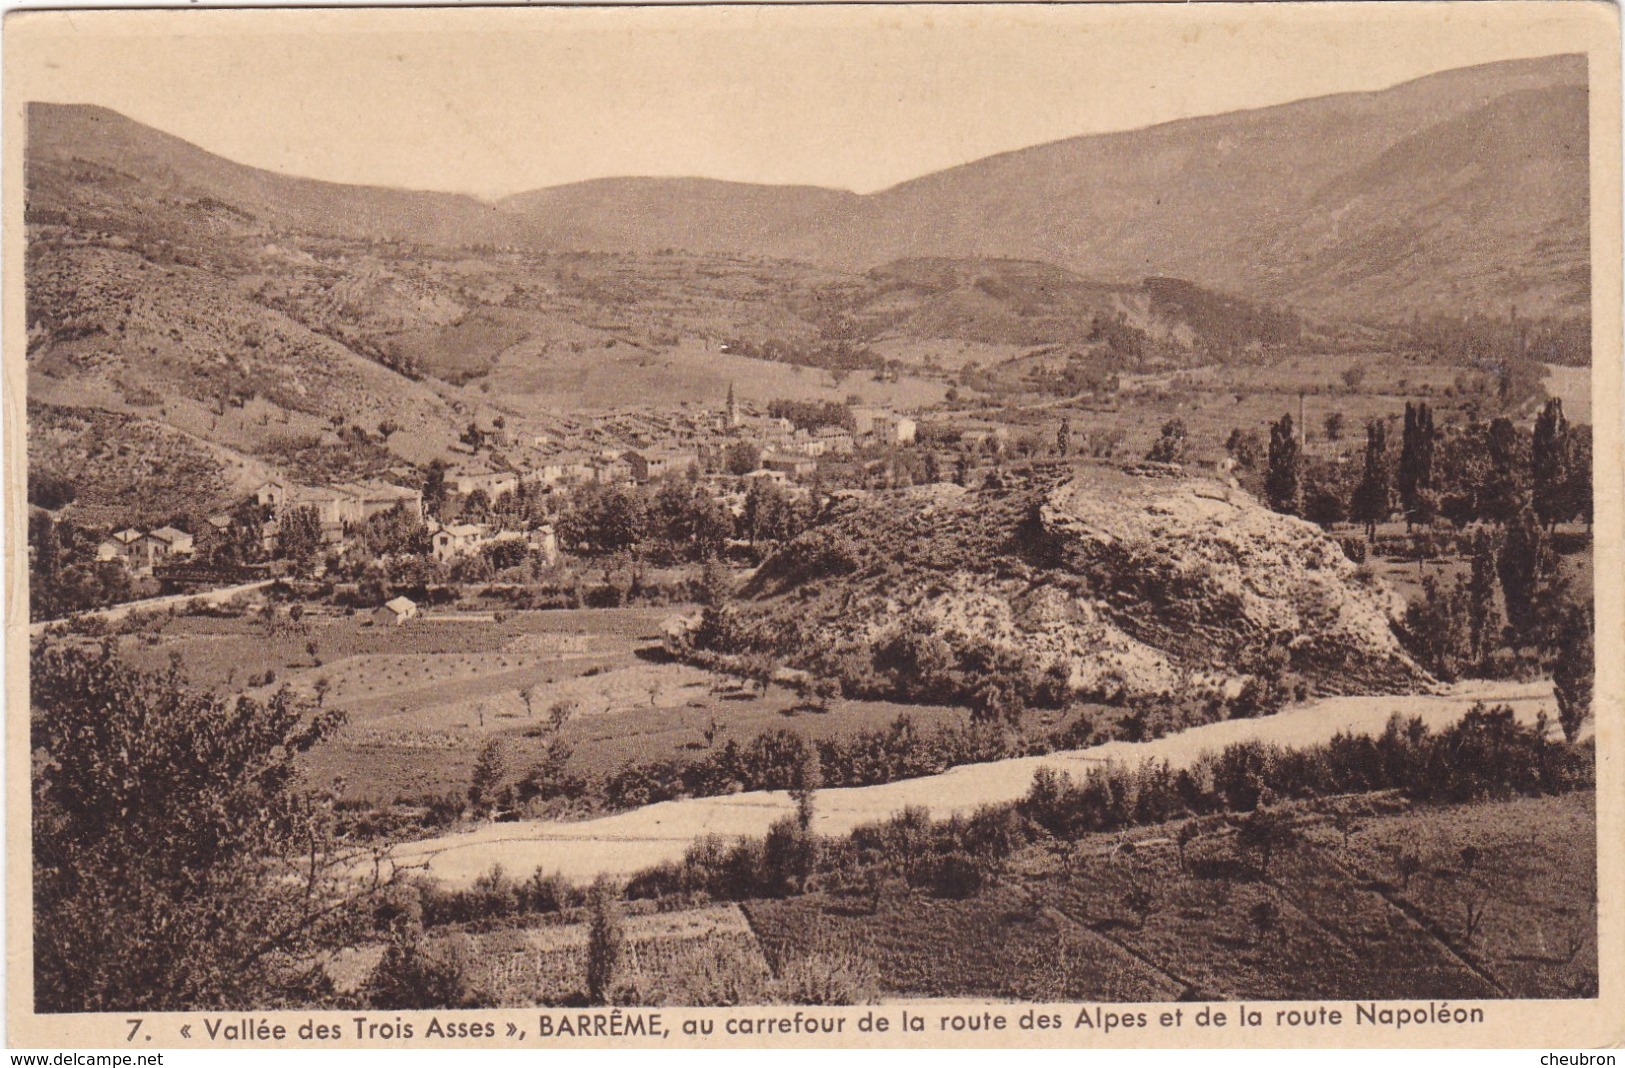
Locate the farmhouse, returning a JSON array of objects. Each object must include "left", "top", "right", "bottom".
[
  {"left": 591, "top": 455, "right": 635, "bottom": 486},
  {"left": 761, "top": 454, "right": 818, "bottom": 480},
  {"left": 95, "top": 528, "right": 144, "bottom": 565},
  {"left": 432, "top": 523, "right": 487, "bottom": 562},
  {"left": 374, "top": 596, "right": 419, "bottom": 626},
  {"left": 330, "top": 480, "right": 425, "bottom": 520},
  {"left": 255, "top": 479, "right": 290, "bottom": 509},
  {"left": 742, "top": 468, "right": 791, "bottom": 488},
  {"left": 850, "top": 406, "right": 917, "bottom": 445},
  {"left": 625, "top": 449, "right": 699, "bottom": 484},
  {"left": 134, "top": 526, "right": 195, "bottom": 571},
  {"left": 448, "top": 468, "right": 519, "bottom": 500},
  {"left": 814, "top": 426, "right": 856, "bottom": 454}
]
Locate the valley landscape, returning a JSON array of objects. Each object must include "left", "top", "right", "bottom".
[{"left": 22, "top": 44, "right": 1600, "bottom": 1020}]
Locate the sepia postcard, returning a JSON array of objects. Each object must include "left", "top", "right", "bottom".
[{"left": 3, "top": 1, "right": 1621, "bottom": 1051}]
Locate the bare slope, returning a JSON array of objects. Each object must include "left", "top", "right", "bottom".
[
  {"left": 739, "top": 465, "right": 1426, "bottom": 704},
  {"left": 501, "top": 54, "right": 1590, "bottom": 322},
  {"left": 28, "top": 54, "right": 1588, "bottom": 330},
  {"left": 783, "top": 56, "right": 1588, "bottom": 320},
  {"left": 27, "top": 103, "right": 520, "bottom": 248}
]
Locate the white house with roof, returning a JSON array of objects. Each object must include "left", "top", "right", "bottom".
[
  {"left": 431, "top": 523, "right": 487, "bottom": 561},
  {"left": 95, "top": 528, "right": 144, "bottom": 566},
  {"left": 448, "top": 468, "right": 519, "bottom": 500},
  {"left": 134, "top": 526, "right": 195, "bottom": 571},
  {"left": 373, "top": 596, "right": 419, "bottom": 626}
]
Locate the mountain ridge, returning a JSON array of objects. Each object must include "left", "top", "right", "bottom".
[{"left": 27, "top": 51, "right": 1590, "bottom": 324}]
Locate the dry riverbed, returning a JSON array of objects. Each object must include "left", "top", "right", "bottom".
[{"left": 387, "top": 679, "right": 1564, "bottom": 887}]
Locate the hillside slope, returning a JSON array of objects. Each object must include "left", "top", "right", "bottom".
[
  {"left": 483, "top": 55, "right": 1589, "bottom": 323},
  {"left": 770, "top": 55, "right": 1588, "bottom": 320},
  {"left": 729, "top": 467, "right": 1426, "bottom": 705},
  {"left": 27, "top": 103, "right": 521, "bottom": 248}
]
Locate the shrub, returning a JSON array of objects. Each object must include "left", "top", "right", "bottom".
[
  {"left": 770, "top": 950, "right": 879, "bottom": 1006},
  {"left": 930, "top": 850, "right": 987, "bottom": 899},
  {"left": 586, "top": 878, "right": 625, "bottom": 1006},
  {"left": 364, "top": 930, "right": 483, "bottom": 1010}
]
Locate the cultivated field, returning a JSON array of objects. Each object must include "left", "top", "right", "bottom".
[
  {"left": 121, "top": 606, "right": 970, "bottom": 802},
  {"left": 328, "top": 902, "right": 772, "bottom": 1007},
  {"left": 745, "top": 791, "right": 1597, "bottom": 1001}
]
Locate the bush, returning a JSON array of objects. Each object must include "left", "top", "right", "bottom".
[
  {"left": 770, "top": 950, "right": 879, "bottom": 1005},
  {"left": 930, "top": 850, "right": 988, "bottom": 899},
  {"left": 364, "top": 930, "right": 484, "bottom": 1010}
]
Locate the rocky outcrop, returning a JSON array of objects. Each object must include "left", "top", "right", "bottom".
[
  {"left": 734, "top": 467, "right": 1428, "bottom": 704},
  {"left": 1033, "top": 476, "right": 1425, "bottom": 695}
]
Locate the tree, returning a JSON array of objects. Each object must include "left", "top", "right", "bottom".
[
  {"left": 1350, "top": 419, "right": 1392, "bottom": 540},
  {"left": 1146, "top": 418, "right": 1187, "bottom": 464},
  {"left": 1175, "top": 819, "right": 1200, "bottom": 872},
  {"left": 1265, "top": 414, "right": 1302, "bottom": 515},
  {"left": 585, "top": 878, "right": 625, "bottom": 1005},
  {"left": 422, "top": 461, "right": 449, "bottom": 519},
  {"left": 1403, "top": 575, "right": 1471, "bottom": 681},
  {"left": 1248, "top": 899, "right": 1281, "bottom": 944},
  {"left": 1056, "top": 418, "right": 1073, "bottom": 458},
  {"left": 278, "top": 505, "right": 326, "bottom": 573},
  {"left": 1397, "top": 401, "right": 1436, "bottom": 530},
  {"left": 1480, "top": 417, "right": 1530, "bottom": 524},
  {"left": 1465, "top": 528, "right": 1503, "bottom": 668},
  {"left": 1323, "top": 412, "right": 1345, "bottom": 443},
  {"left": 1553, "top": 604, "right": 1593, "bottom": 743},
  {"left": 363, "top": 887, "right": 478, "bottom": 1009},
  {"left": 1236, "top": 807, "right": 1296, "bottom": 876},
  {"left": 31, "top": 642, "right": 371, "bottom": 1011},
  {"left": 725, "top": 441, "right": 763, "bottom": 476},
  {"left": 468, "top": 738, "right": 508, "bottom": 817},
  {"left": 1532, "top": 398, "right": 1572, "bottom": 528},
  {"left": 790, "top": 744, "right": 823, "bottom": 831},
  {"left": 1565, "top": 424, "right": 1593, "bottom": 528},
  {"left": 376, "top": 420, "right": 400, "bottom": 444},
  {"left": 1498, "top": 506, "right": 1556, "bottom": 647},
  {"left": 1225, "top": 428, "right": 1263, "bottom": 469}
]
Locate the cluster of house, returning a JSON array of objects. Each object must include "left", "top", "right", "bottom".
[
  {"left": 95, "top": 525, "right": 196, "bottom": 573},
  {"left": 455, "top": 392, "right": 918, "bottom": 497},
  {"left": 254, "top": 478, "right": 426, "bottom": 547},
  {"left": 426, "top": 518, "right": 557, "bottom": 565}
]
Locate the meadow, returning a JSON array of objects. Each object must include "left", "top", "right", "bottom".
[{"left": 122, "top": 605, "right": 971, "bottom": 804}]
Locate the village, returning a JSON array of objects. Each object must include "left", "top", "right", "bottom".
[{"left": 52, "top": 386, "right": 931, "bottom": 622}]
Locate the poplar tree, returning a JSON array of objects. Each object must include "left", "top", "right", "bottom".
[
  {"left": 1350, "top": 419, "right": 1392, "bottom": 540},
  {"left": 1465, "top": 527, "right": 1503, "bottom": 668},
  {"left": 1531, "top": 398, "right": 1571, "bottom": 529},
  {"left": 1398, "top": 401, "right": 1436, "bottom": 530},
  {"left": 1265, "top": 413, "right": 1302, "bottom": 516},
  {"left": 1498, "top": 506, "right": 1553, "bottom": 646}
]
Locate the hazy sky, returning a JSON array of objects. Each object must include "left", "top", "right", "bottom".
[{"left": 5, "top": 4, "right": 1606, "bottom": 199}]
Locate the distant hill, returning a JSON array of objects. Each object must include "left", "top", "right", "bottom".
[
  {"left": 501, "top": 54, "right": 1591, "bottom": 323},
  {"left": 26, "top": 103, "right": 522, "bottom": 249},
  {"left": 28, "top": 53, "right": 1589, "bottom": 325},
  {"left": 499, "top": 177, "right": 862, "bottom": 257}
]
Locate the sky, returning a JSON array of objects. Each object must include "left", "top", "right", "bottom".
[{"left": 3, "top": 3, "right": 1609, "bottom": 200}]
